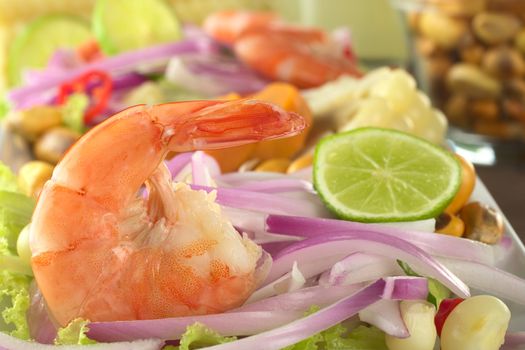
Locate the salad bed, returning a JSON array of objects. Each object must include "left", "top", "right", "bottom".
[{"left": 0, "top": 2, "right": 525, "bottom": 349}]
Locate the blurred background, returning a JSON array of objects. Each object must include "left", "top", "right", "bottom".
[{"left": 0, "top": 0, "right": 523, "bottom": 237}]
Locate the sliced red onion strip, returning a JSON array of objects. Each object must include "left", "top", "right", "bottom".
[
  {"left": 190, "top": 185, "right": 330, "bottom": 217},
  {"left": 191, "top": 151, "right": 210, "bottom": 186},
  {"left": 165, "top": 153, "right": 193, "bottom": 179},
  {"left": 325, "top": 252, "right": 402, "bottom": 286},
  {"left": 359, "top": 300, "right": 408, "bottom": 338},
  {"left": 222, "top": 179, "right": 315, "bottom": 194},
  {"left": 200, "top": 277, "right": 423, "bottom": 350},
  {"left": 221, "top": 207, "right": 300, "bottom": 244},
  {"left": 266, "top": 215, "right": 495, "bottom": 265},
  {"left": 88, "top": 311, "right": 304, "bottom": 342},
  {"left": 236, "top": 284, "right": 364, "bottom": 312},
  {"left": 165, "top": 54, "right": 268, "bottom": 96},
  {"left": 216, "top": 169, "right": 313, "bottom": 186},
  {"left": 8, "top": 39, "right": 212, "bottom": 107},
  {"left": 382, "top": 276, "right": 429, "bottom": 300},
  {"left": 0, "top": 331, "right": 163, "bottom": 350},
  {"left": 438, "top": 257, "right": 525, "bottom": 305},
  {"left": 503, "top": 332, "right": 525, "bottom": 349},
  {"left": 27, "top": 284, "right": 56, "bottom": 344},
  {"left": 246, "top": 262, "right": 306, "bottom": 304},
  {"left": 266, "top": 232, "right": 470, "bottom": 298}
]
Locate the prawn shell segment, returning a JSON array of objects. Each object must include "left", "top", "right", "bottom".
[
  {"left": 234, "top": 30, "right": 360, "bottom": 89},
  {"left": 30, "top": 100, "right": 305, "bottom": 325},
  {"left": 203, "top": 10, "right": 278, "bottom": 44},
  {"left": 206, "top": 83, "right": 313, "bottom": 172}
]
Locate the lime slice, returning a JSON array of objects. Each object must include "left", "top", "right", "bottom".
[
  {"left": 313, "top": 127, "right": 461, "bottom": 222},
  {"left": 93, "top": 0, "right": 182, "bottom": 55},
  {"left": 7, "top": 15, "right": 91, "bottom": 86}
]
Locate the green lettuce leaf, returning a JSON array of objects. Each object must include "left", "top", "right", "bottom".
[
  {"left": 55, "top": 318, "right": 97, "bottom": 345},
  {"left": 62, "top": 93, "right": 88, "bottom": 134},
  {"left": 0, "top": 162, "right": 19, "bottom": 193},
  {"left": 284, "top": 306, "right": 388, "bottom": 350},
  {"left": 397, "top": 260, "right": 450, "bottom": 307},
  {"left": 168, "top": 323, "right": 236, "bottom": 350},
  {"left": 0, "top": 97, "right": 10, "bottom": 120},
  {"left": 0, "top": 239, "right": 30, "bottom": 339},
  {"left": 0, "top": 162, "right": 34, "bottom": 339}
]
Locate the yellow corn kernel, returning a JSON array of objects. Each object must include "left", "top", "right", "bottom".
[
  {"left": 255, "top": 158, "right": 290, "bottom": 173},
  {"left": 287, "top": 153, "right": 313, "bottom": 173},
  {"left": 17, "top": 160, "right": 54, "bottom": 198},
  {"left": 435, "top": 212, "right": 465, "bottom": 237}
]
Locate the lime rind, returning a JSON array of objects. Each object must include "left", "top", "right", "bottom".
[
  {"left": 313, "top": 127, "right": 461, "bottom": 223},
  {"left": 93, "top": 0, "right": 182, "bottom": 55},
  {"left": 7, "top": 14, "right": 91, "bottom": 86}
]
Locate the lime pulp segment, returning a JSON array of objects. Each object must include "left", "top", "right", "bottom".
[{"left": 313, "top": 128, "right": 461, "bottom": 222}]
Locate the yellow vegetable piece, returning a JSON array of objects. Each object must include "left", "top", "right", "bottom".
[
  {"left": 445, "top": 154, "right": 476, "bottom": 214},
  {"left": 435, "top": 212, "right": 465, "bottom": 237},
  {"left": 255, "top": 158, "right": 290, "bottom": 173},
  {"left": 17, "top": 160, "right": 54, "bottom": 197},
  {"left": 287, "top": 153, "right": 313, "bottom": 173}
]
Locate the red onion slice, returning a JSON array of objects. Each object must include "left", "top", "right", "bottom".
[
  {"left": 88, "top": 311, "right": 304, "bottom": 342},
  {"left": 266, "top": 215, "right": 496, "bottom": 265},
  {"left": 197, "top": 277, "right": 424, "bottom": 350},
  {"left": 190, "top": 185, "right": 331, "bottom": 217},
  {"left": 266, "top": 233, "right": 470, "bottom": 298},
  {"left": 359, "top": 300, "right": 408, "bottom": 338},
  {"left": 438, "top": 257, "right": 525, "bottom": 305},
  {"left": 503, "top": 332, "right": 525, "bottom": 349},
  {"left": 323, "top": 252, "right": 402, "bottom": 286}
]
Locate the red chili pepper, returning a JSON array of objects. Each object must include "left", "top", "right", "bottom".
[
  {"left": 57, "top": 70, "right": 113, "bottom": 124},
  {"left": 434, "top": 298, "right": 465, "bottom": 336}
]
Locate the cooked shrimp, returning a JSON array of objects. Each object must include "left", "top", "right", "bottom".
[
  {"left": 204, "top": 11, "right": 361, "bottom": 88},
  {"left": 29, "top": 99, "right": 305, "bottom": 326}
]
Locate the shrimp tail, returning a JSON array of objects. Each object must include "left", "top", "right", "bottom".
[{"left": 154, "top": 99, "right": 307, "bottom": 152}]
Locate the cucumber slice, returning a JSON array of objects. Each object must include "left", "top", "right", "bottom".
[
  {"left": 93, "top": 0, "right": 182, "bottom": 55},
  {"left": 7, "top": 15, "right": 92, "bottom": 86}
]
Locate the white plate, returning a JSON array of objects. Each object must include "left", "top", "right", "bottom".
[{"left": 472, "top": 178, "right": 525, "bottom": 331}]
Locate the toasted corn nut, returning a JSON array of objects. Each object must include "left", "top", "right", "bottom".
[
  {"left": 7, "top": 106, "right": 63, "bottom": 142},
  {"left": 435, "top": 212, "right": 465, "bottom": 237},
  {"left": 418, "top": 12, "right": 467, "bottom": 49},
  {"left": 515, "top": 29, "right": 525, "bottom": 56},
  {"left": 17, "top": 160, "right": 54, "bottom": 198},
  {"left": 287, "top": 153, "right": 313, "bottom": 173},
  {"left": 445, "top": 154, "right": 476, "bottom": 214},
  {"left": 34, "top": 127, "right": 81, "bottom": 164},
  {"left": 472, "top": 12, "right": 521, "bottom": 45},
  {"left": 467, "top": 98, "right": 499, "bottom": 121},
  {"left": 459, "top": 202, "right": 504, "bottom": 244},
  {"left": 255, "top": 158, "right": 291, "bottom": 173},
  {"left": 482, "top": 46, "right": 525, "bottom": 80},
  {"left": 447, "top": 64, "right": 502, "bottom": 99},
  {"left": 445, "top": 95, "right": 470, "bottom": 128}
]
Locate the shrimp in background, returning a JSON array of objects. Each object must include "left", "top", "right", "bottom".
[
  {"left": 204, "top": 11, "right": 361, "bottom": 88},
  {"left": 29, "top": 99, "right": 305, "bottom": 326}
]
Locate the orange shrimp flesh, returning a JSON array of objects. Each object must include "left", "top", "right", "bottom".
[
  {"left": 204, "top": 11, "right": 362, "bottom": 88},
  {"left": 29, "top": 100, "right": 305, "bottom": 326},
  {"left": 203, "top": 10, "right": 278, "bottom": 45},
  {"left": 234, "top": 29, "right": 361, "bottom": 89}
]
